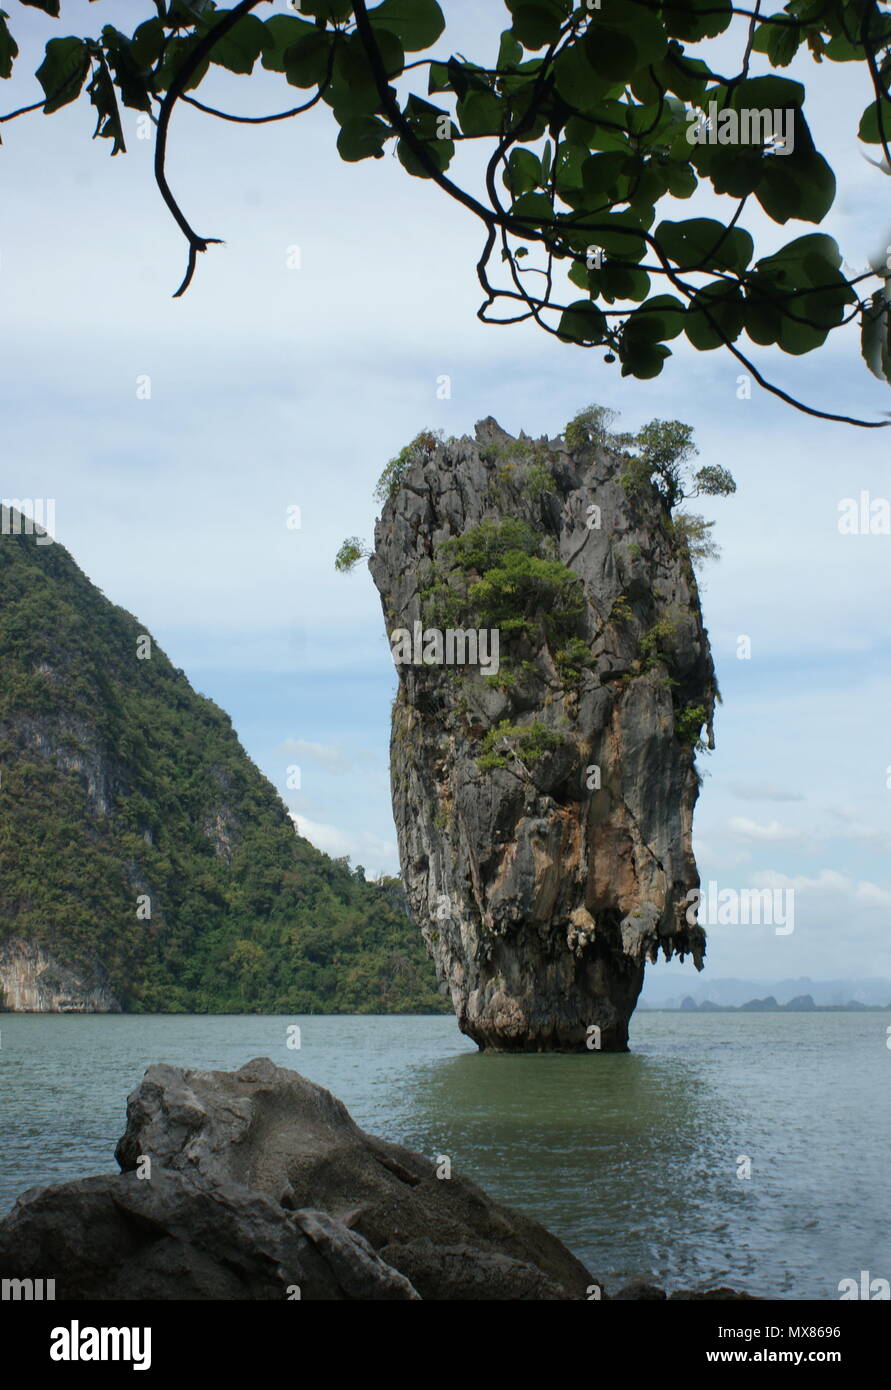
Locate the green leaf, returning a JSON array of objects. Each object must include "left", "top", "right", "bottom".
[
  {"left": 552, "top": 143, "right": 587, "bottom": 207},
  {"left": 755, "top": 148, "right": 835, "bottom": 224},
  {"left": 203, "top": 14, "right": 266, "bottom": 75},
  {"left": 656, "top": 217, "right": 753, "bottom": 272},
  {"left": 368, "top": 0, "right": 445, "bottom": 52},
  {"left": 553, "top": 37, "right": 612, "bottom": 110},
  {"left": 337, "top": 114, "right": 391, "bottom": 161},
  {"left": 396, "top": 131, "right": 453, "bottom": 178},
  {"left": 395, "top": 95, "right": 454, "bottom": 176},
  {"left": 823, "top": 29, "right": 864, "bottom": 63},
  {"left": 776, "top": 314, "right": 828, "bottom": 355},
  {"left": 154, "top": 34, "right": 210, "bottom": 94},
  {"left": 511, "top": 190, "right": 554, "bottom": 224},
  {"left": 503, "top": 147, "right": 542, "bottom": 195},
  {"left": 323, "top": 30, "right": 403, "bottom": 117},
  {"left": 661, "top": 0, "right": 731, "bottom": 41},
  {"left": 628, "top": 293, "right": 686, "bottom": 340},
  {"left": 262, "top": 15, "right": 316, "bottom": 73},
  {"left": 557, "top": 299, "right": 606, "bottom": 344},
  {"left": 620, "top": 338, "right": 671, "bottom": 378},
  {"left": 428, "top": 61, "right": 451, "bottom": 93},
  {"left": 565, "top": 208, "right": 652, "bottom": 262},
  {"left": 0, "top": 9, "right": 19, "bottom": 81},
  {"left": 507, "top": 0, "right": 569, "bottom": 51},
  {"left": 87, "top": 51, "right": 126, "bottom": 156},
  {"left": 627, "top": 158, "right": 669, "bottom": 205},
  {"left": 297, "top": 0, "right": 354, "bottom": 20},
  {"left": 497, "top": 28, "right": 523, "bottom": 69},
  {"left": 581, "top": 151, "right": 630, "bottom": 200},
  {"left": 751, "top": 13, "right": 802, "bottom": 67},
  {"left": 684, "top": 282, "right": 744, "bottom": 350},
  {"left": 596, "top": 261, "right": 651, "bottom": 303},
  {"left": 692, "top": 141, "right": 765, "bottom": 198},
  {"left": 99, "top": 27, "right": 153, "bottom": 113},
  {"left": 743, "top": 294, "right": 782, "bottom": 346},
  {"left": 19, "top": 0, "right": 60, "bottom": 14},
  {"left": 757, "top": 232, "right": 843, "bottom": 282},
  {"left": 457, "top": 88, "right": 504, "bottom": 136},
  {"left": 36, "top": 36, "right": 90, "bottom": 114},
  {"left": 861, "top": 292, "right": 891, "bottom": 383},
  {"left": 584, "top": 1, "right": 668, "bottom": 76},
  {"left": 859, "top": 100, "right": 891, "bottom": 146},
  {"left": 130, "top": 19, "right": 164, "bottom": 71},
  {"left": 283, "top": 31, "right": 336, "bottom": 89},
  {"left": 729, "top": 75, "right": 804, "bottom": 111},
  {"left": 654, "top": 45, "right": 709, "bottom": 101},
  {"left": 664, "top": 160, "right": 697, "bottom": 198}
]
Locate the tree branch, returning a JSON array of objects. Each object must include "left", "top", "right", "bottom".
[{"left": 154, "top": 0, "right": 266, "bottom": 296}]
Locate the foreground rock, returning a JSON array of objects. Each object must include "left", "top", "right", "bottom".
[
  {"left": 0, "top": 1060, "right": 754, "bottom": 1300},
  {"left": 0, "top": 1059, "right": 594, "bottom": 1300},
  {"left": 0, "top": 1172, "right": 418, "bottom": 1300},
  {"left": 369, "top": 419, "right": 715, "bottom": 1052}
]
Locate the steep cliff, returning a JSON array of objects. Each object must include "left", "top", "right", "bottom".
[
  {"left": 370, "top": 418, "right": 716, "bottom": 1052},
  {"left": 0, "top": 513, "right": 441, "bottom": 1013}
]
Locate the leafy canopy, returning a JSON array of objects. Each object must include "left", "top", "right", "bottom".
[{"left": 4, "top": 0, "right": 890, "bottom": 424}]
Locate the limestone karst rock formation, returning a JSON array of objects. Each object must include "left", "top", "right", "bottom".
[{"left": 369, "top": 418, "right": 717, "bottom": 1052}]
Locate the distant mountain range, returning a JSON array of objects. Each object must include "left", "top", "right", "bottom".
[{"left": 639, "top": 977, "right": 891, "bottom": 1010}]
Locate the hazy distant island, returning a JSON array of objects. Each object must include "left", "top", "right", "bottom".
[
  {"left": 642, "top": 995, "right": 891, "bottom": 1012},
  {"left": 638, "top": 976, "right": 891, "bottom": 1012}
]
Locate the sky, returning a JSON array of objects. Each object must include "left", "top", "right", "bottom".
[{"left": 2, "top": 0, "right": 891, "bottom": 990}]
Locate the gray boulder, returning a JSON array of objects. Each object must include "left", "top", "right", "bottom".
[
  {"left": 112, "top": 1057, "right": 595, "bottom": 1300},
  {"left": 0, "top": 1169, "right": 418, "bottom": 1300}
]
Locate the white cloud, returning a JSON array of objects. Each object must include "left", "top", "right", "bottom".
[
  {"left": 752, "top": 868, "right": 891, "bottom": 909},
  {"left": 729, "top": 782, "right": 805, "bottom": 802},
  {"left": 277, "top": 739, "right": 357, "bottom": 774},
  {"left": 290, "top": 814, "right": 398, "bottom": 875},
  {"left": 728, "top": 817, "right": 800, "bottom": 842}
]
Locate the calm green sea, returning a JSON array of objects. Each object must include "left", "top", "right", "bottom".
[{"left": 1, "top": 1011, "right": 888, "bottom": 1299}]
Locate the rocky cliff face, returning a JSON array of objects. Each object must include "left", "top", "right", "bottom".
[
  {"left": 0, "top": 937, "right": 120, "bottom": 1013},
  {"left": 370, "top": 418, "right": 716, "bottom": 1052}
]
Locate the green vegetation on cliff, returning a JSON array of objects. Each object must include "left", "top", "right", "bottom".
[{"left": 0, "top": 521, "right": 445, "bottom": 1014}]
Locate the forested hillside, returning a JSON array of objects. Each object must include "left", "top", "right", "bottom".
[{"left": 0, "top": 516, "right": 444, "bottom": 1014}]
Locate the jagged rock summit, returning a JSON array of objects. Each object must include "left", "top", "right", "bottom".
[{"left": 370, "top": 418, "right": 716, "bottom": 1052}]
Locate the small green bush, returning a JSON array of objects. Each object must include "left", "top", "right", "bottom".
[
  {"left": 478, "top": 720, "right": 563, "bottom": 771},
  {"left": 374, "top": 429, "right": 442, "bottom": 504},
  {"left": 675, "top": 702, "right": 708, "bottom": 750}
]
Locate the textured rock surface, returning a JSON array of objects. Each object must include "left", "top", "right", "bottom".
[
  {"left": 0, "top": 1171, "right": 418, "bottom": 1300},
  {"left": 370, "top": 419, "right": 716, "bottom": 1052},
  {"left": 113, "top": 1057, "right": 593, "bottom": 1299},
  {"left": 0, "top": 937, "right": 121, "bottom": 1012}
]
